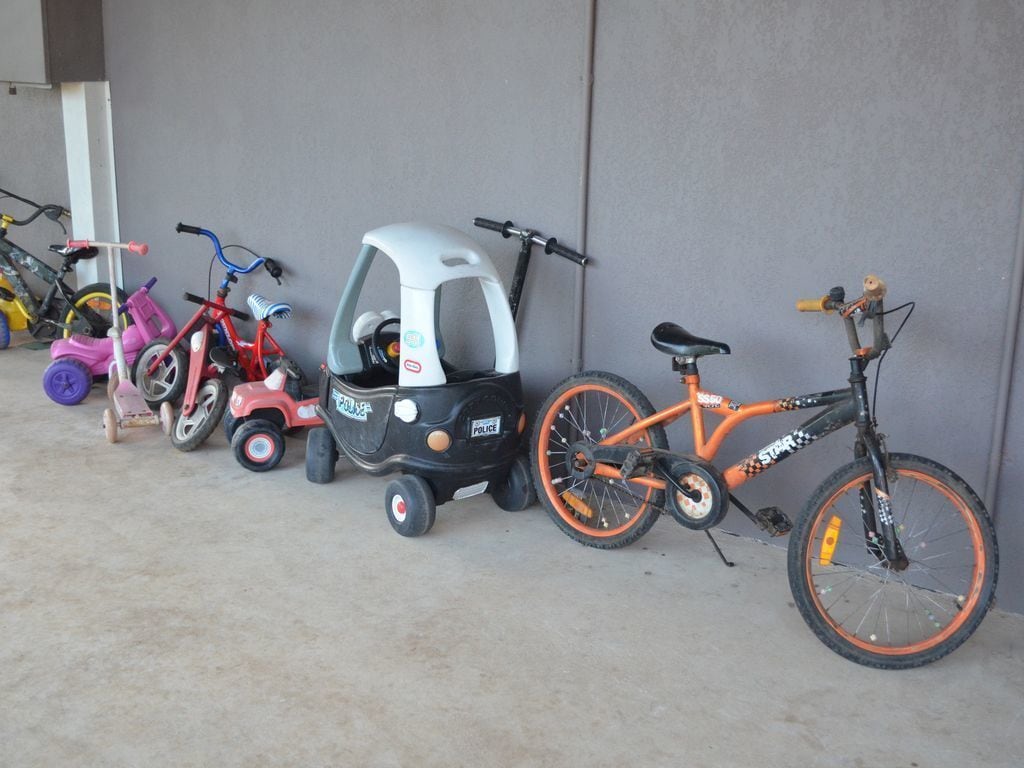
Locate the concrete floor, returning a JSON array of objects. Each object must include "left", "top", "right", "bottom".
[{"left": 1, "top": 343, "right": 1022, "bottom": 768}]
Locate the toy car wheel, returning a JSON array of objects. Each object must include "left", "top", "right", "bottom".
[
  {"left": 159, "top": 401, "right": 174, "bottom": 435},
  {"left": 43, "top": 358, "right": 94, "bottom": 405},
  {"left": 103, "top": 408, "right": 118, "bottom": 443},
  {"left": 491, "top": 453, "right": 536, "bottom": 512},
  {"left": 384, "top": 475, "right": 436, "bottom": 537},
  {"left": 223, "top": 411, "right": 243, "bottom": 442},
  {"left": 0, "top": 312, "right": 9, "bottom": 349},
  {"left": 305, "top": 426, "right": 339, "bottom": 484},
  {"left": 232, "top": 418, "right": 285, "bottom": 472}
]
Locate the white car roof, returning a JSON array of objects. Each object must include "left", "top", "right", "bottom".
[{"left": 362, "top": 223, "right": 500, "bottom": 289}]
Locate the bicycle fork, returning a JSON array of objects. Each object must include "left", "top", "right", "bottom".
[{"left": 849, "top": 358, "right": 908, "bottom": 570}]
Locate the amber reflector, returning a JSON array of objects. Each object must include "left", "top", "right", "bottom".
[{"left": 427, "top": 430, "right": 452, "bottom": 452}]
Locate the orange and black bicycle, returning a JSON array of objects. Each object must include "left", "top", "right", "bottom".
[{"left": 532, "top": 276, "right": 997, "bottom": 669}]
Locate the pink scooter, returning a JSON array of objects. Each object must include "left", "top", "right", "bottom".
[{"left": 42, "top": 275, "right": 177, "bottom": 405}]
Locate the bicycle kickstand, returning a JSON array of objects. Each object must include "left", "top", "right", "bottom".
[{"left": 705, "top": 530, "right": 734, "bottom": 568}]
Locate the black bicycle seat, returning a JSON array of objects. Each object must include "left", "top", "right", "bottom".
[
  {"left": 49, "top": 244, "right": 99, "bottom": 262},
  {"left": 650, "top": 322, "right": 730, "bottom": 358}
]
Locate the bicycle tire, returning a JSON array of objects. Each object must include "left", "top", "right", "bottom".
[
  {"left": 170, "top": 378, "right": 228, "bottom": 452},
  {"left": 787, "top": 453, "right": 997, "bottom": 669},
  {"left": 132, "top": 338, "right": 188, "bottom": 408},
  {"left": 532, "top": 370, "right": 669, "bottom": 548},
  {"left": 63, "top": 283, "right": 130, "bottom": 339}
]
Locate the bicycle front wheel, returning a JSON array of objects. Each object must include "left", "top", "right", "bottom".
[
  {"left": 532, "top": 370, "right": 669, "bottom": 549},
  {"left": 788, "top": 453, "right": 997, "bottom": 669}
]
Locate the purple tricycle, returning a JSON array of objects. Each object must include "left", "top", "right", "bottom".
[{"left": 42, "top": 276, "right": 176, "bottom": 405}]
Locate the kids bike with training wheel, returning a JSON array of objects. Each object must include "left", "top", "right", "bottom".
[
  {"left": 531, "top": 276, "right": 997, "bottom": 669},
  {"left": 132, "top": 223, "right": 291, "bottom": 451},
  {"left": 42, "top": 276, "right": 177, "bottom": 405},
  {"left": 0, "top": 186, "right": 127, "bottom": 346},
  {"left": 308, "top": 217, "right": 586, "bottom": 536}
]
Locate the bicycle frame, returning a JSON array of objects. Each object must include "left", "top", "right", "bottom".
[
  {"left": 587, "top": 354, "right": 901, "bottom": 563},
  {"left": 0, "top": 238, "right": 67, "bottom": 320},
  {"left": 151, "top": 293, "right": 285, "bottom": 415},
  {"left": 0, "top": 236, "right": 109, "bottom": 333}
]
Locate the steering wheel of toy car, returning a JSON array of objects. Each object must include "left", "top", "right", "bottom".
[{"left": 371, "top": 316, "right": 402, "bottom": 375}]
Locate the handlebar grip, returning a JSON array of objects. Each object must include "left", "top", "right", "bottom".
[
  {"left": 176, "top": 223, "right": 202, "bottom": 235},
  {"left": 67, "top": 239, "right": 90, "bottom": 249},
  {"left": 128, "top": 240, "right": 149, "bottom": 255},
  {"left": 863, "top": 274, "right": 886, "bottom": 301},
  {"left": 183, "top": 291, "right": 251, "bottom": 322},
  {"left": 543, "top": 238, "right": 589, "bottom": 266},
  {"left": 264, "top": 258, "right": 283, "bottom": 279},
  {"left": 473, "top": 217, "right": 513, "bottom": 238},
  {"left": 796, "top": 297, "right": 828, "bottom": 312},
  {"left": 143, "top": 276, "right": 158, "bottom": 291}
]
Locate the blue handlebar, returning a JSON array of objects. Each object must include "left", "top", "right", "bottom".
[
  {"left": 193, "top": 227, "right": 265, "bottom": 275},
  {"left": 143, "top": 276, "right": 158, "bottom": 291}
]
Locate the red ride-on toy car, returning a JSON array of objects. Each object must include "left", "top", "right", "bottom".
[{"left": 224, "top": 360, "right": 321, "bottom": 471}]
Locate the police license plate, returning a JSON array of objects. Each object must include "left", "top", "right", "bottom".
[{"left": 470, "top": 415, "right": 501, "bottom": 438}]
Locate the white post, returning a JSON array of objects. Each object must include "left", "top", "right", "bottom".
[{"left": 60, "top": 81, "right": 120, "bottom": 287}]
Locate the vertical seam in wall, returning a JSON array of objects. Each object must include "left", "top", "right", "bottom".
[
  {"left": 983, "top": 175, "right": 1024, "bottom": 519},
  {"left": 572, "top": 0, "right": 597, "bottom": 373}
]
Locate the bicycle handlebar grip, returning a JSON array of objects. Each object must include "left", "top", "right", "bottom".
[
  {"left": 67, "top": 239, "right": 91, "bottom": 249},
  {"left": 143, "top": 276, "right": 158, "bottom": 291},
  {"left": 473, "top": 217, "right": 506, "bottom": 232},
  {"left": 474, "top": 217, "right": 515, "bottom": 238},
  {"left": 263, "top": 258, "right": 283, "bottom": 279},
  {"left": 128, "top": 240, "right": 149, "bottom": 255},
  {"left": 176, "top": 222, "right": 202, "bottom": 235},
  {"left": 796, "top": 297, "right": 828, "bottom": 312},
  {"left": 863, "top": 274, "right": 886, "bottom": 301},
  {"left": 543, "top": 237, "right": 589, "bottom": 266}
]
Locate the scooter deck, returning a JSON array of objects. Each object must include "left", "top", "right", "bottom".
[{"left": 112, "top": 379, "right": 159, "bottom": 425}]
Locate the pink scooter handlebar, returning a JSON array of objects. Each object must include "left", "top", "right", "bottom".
[{"left": 67, "top": 239, "right": 149, "bottom": 255}]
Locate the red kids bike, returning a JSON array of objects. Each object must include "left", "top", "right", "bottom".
[
  {"left": 531, "top": 275, "right": 997, "bottom": 669},
  {"left": 132, "top": 223, "right": 293, "bottom": 451}
]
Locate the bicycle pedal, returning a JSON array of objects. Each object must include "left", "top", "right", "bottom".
[
  {"left": 754, "top": 506, "right": 792, "bottom": 537},
  {"left": 619, "top": 448, "right": 653, "bottom": 479},
  {"left": 209, "top": 345, "right": 240, "bottom": 374}
]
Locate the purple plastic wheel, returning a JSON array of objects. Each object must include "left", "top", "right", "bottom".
[{"left": 43, "top": 358, "right": 94, "bottom": 405}]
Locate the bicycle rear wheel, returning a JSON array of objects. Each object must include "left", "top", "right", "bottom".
[
  {"left": 532, "top": 370, "right": 668, "bottom": 548},
  {"left": 787, "top": 453, "right": 997, "bottom": 669},
  {"left": 63, "top": 283, "right": 130, "bottom": 338}
]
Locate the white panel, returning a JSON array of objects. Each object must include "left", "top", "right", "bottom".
[
  {"left": 0, "top": 0, "right": 46, "bottom": 84},
  {"left": 61, "top": 82, "right": 120, "bottom": 287}
]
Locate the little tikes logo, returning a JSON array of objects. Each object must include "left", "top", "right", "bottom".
[
  {"left": 403, "top": 359, "right": 422, "bottom": 373},
  {"left": 332, "top": 390, "right": 372, "bottom": 421}
]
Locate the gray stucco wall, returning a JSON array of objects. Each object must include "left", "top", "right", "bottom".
[
  {"left": 6, "top": 2, "right": 1021, "bottom": 611},
  {"left": 584, "top": 1, "right": 1024, "bottom": 614},
  {"left": 102, "top": 0, "right": 587, "bottom": 398},
  {"left": 0, "top": 86, "right": 69, "bottom": 279}
]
